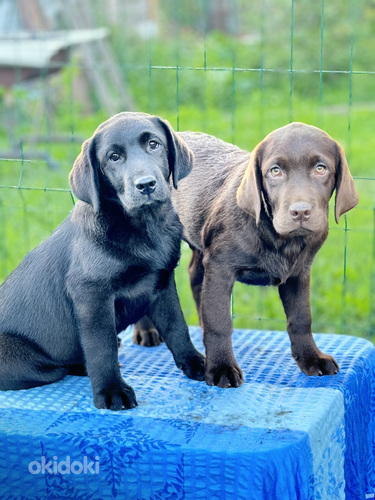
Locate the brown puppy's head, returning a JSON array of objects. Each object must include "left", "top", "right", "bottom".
[
  {"left": 236, "top": 122, "right": 359, "bottom": 237},
  {"left": 69, "top": 112, "right": 194, "bottom": 214}
]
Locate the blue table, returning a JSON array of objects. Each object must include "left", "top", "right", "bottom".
[{"left": 0, "top": 328, "right": 374, "bottom": 500}]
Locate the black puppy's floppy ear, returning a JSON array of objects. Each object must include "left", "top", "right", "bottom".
[
  {"left": 236, "top": 141, "right": 264, "bottom": 224},
  {"left": 334, "top": 142, "right": 359, "bottom": 223},
  {"left": 153, "top": 117, "right": 194, "bottom": 188},
  {"left": 69, "top": 137, "right": 100, "bottom": 212}
]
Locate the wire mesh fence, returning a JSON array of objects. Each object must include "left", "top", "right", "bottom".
[{"left": 0, "top": 0, "right": 374, "bottom": 339}]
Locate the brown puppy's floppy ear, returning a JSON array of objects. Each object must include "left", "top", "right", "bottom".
[
  {"left": 236, "top": 141, "right": 264, "bottom": 224},
  {"left": 334, "top": 142, "right": 359, "bottom": 223},
  {"left": 69, "top": 137, "right": 100, "bottom": 212},
  {"left": 153, "top": 117, "right": 194, "bottom": 188}
]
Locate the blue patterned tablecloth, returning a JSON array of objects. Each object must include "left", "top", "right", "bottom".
[{"left": 0, "top": 328, "right": 374, "bottom": 500}]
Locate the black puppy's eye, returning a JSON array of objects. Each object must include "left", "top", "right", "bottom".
[
  {"left": 109, "top": 153, "right": 121, "bottom": 162},
  {"left": 149, "top": 140, "right": 160, "bottom": 150},
  {"left": 270, "top": 165, "right": 282, "bottom": 177}
]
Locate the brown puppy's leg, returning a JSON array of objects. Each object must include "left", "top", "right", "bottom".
[
  {"left": 201, "top": 259, "right": 243, "bottom": 388},
  {"left": 133, "top": 316, "right": 162, "bottom": 347},
  {"left": 278, "top": 272, "right": 339, "bottom": 376},
  {"left": 188, "top": 248, "right": 205, "bottom": 325}
]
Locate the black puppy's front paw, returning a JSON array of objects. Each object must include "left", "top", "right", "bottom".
[
  {"left": 178, "top": 352, "right": 205, "bottom": 381},
  {"left": 93, "top": 380, "right": 138, "bottom": 411}
]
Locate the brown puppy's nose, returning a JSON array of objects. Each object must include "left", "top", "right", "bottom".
[{"left": 289, "top": 202, "right": 312, "bottom": 222}]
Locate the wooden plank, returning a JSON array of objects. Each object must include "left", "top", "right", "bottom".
[{"left": 16, "top": 0, "right": 50, "bottom": 30}]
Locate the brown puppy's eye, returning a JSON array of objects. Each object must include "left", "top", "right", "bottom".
[
  {"left": 149, "top": 140, "right": 160, "bottom": 150},
  {"left": 109, "top": 153, "right": 121, "bottom": 162},
  {"left": 315, "top": 164, "right": 326, "bottom": 175},
  {"left": 270, "top": 166, "right": 282, "bottom": 177}
]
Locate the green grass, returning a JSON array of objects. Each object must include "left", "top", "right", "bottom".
[
  {"left": 0, "top": 100, "right": 373, "bottom": 341},
  {"left": 0, "top": 19, "right": 374, "bottom": 341}
]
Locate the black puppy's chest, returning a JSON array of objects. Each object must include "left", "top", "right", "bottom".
[
  {"left": 114, "top": 265, "right": 172, "bottom": 330},
  {"left": 115, "top": 263, "right": 172, "bottom": 294},
  {"left": 106, "top": 214, "right": 181, "bottom": 290},
  {"left": 113, "top": 235, "right": 180, "bottom": 327}
]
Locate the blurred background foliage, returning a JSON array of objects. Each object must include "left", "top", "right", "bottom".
[{"left": 0, "top": 0, "right": 374, "bottom": 338}]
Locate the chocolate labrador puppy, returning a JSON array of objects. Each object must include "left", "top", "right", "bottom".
[
  {"left": 135, "top": 122, "right": 359, "bottom": 388},
  {"left": 0, "top": 112, "right": 204, "bottom": 409}
]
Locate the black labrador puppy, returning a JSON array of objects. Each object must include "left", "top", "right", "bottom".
[
  {"left": 0, "top": 112, "right": 204, "bottom": 410},
  {"left": 135, "top": 123, "right": 359, "bottom": 388}
]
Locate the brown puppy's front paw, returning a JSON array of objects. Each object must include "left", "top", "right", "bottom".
[
  {"left": 205, "top": 361, "right": 244, "bottom": 388},
  {"left": 133, "top": 325, "right": 163, "bottom": 347},
  {"left": 93, "top": 381, "right": 138, "bottom": 411},
  {"left": 294, "top": 350, "right": 340, "bottom": 376}
]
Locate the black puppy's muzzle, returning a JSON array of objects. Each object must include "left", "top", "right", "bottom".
[{"left": 135, "top": 176, "right": 157, "bottom": 196}]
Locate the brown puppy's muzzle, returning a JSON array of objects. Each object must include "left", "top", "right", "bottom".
[
  {"left": 272, "top": 194, "right": 327, "bottom": 236},
  {"left": 289, "top": 202, "right": 312, "bottom": 223}
]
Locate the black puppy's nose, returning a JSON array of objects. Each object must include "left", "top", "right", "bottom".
[
  {"left": 289, "top": 202, "right": 312, "bottom": 222},
  {"left": 135, "top": 176, "right": 157, "bottom": 195}
]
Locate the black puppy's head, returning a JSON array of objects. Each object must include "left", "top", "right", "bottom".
[
  {"left": 237, "top": 122, "right": 359, "bottom": 237},
  {"left": 69, "top": 112, "right": 194, "bottom": 213}
]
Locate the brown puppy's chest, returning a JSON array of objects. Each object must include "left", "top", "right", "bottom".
[
  {"left": 235, "top": 255, "right": 298, "bottom": 287},
  {"left": 236, "top": 267, "right": 281, "bottom": 287},
  {"left": 233, "top": 232, "right": 322, "bottom": 286}
]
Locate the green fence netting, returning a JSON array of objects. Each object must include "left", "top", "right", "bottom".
[{"left": 0, "top": 0, "right": 374, "bottom": 338}]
